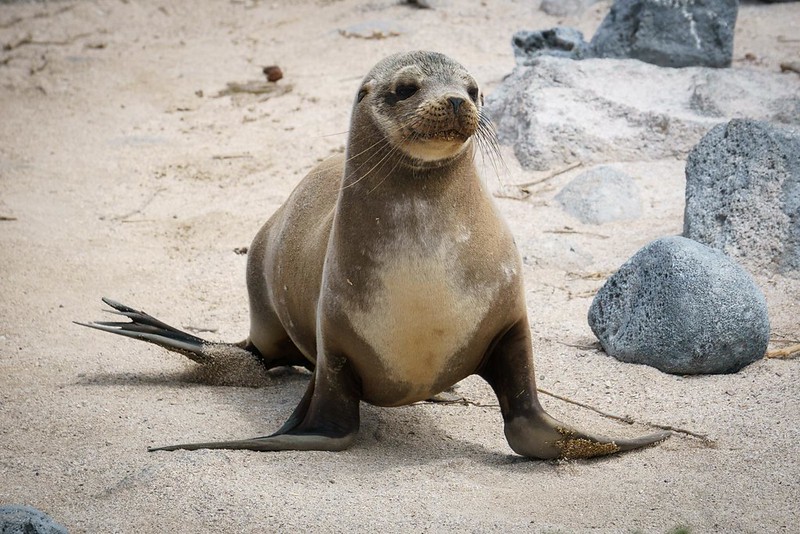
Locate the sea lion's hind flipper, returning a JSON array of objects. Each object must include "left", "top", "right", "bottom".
[
  {"left": 75, "top": 297, "right": 215, "bottom": 364},
  {"left": 147, "top": 433, "right": 355, "bottom": 452},
  {"left": 149, "top": 354, "right": 361, "bottom": 453},
  {"left": 479, "top": 320, "right": 670, "bottom": 460},
  {"left": 502, "top": 410, "right": 670, "bottom": 460}
]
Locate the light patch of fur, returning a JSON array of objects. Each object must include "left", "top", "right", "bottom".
[
  {"left": 455, "top": 224, "right": 471, "bottom": 243},
  {"left": 402, "top": 137, "right": 469, "bottom": 162},
  {"left": 502, "top": 262, "right": 517, "bottom": 283},
  {"left": 347, "top": 213, "right": 499, "bottom": 401}
]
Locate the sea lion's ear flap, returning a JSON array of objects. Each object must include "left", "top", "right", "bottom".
[{"left": 357, "top": 79, "right": 376, "bottom": 103}]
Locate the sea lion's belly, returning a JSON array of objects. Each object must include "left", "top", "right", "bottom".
[{"left": 344, "top": 244, "right": 503, "bottom": 406}]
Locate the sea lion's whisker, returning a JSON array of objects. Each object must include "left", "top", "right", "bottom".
[
  {"left": 366, "top": 148, "right": 406, "bottom": 195},
  {"left": 341, "top": 140, "right": 398, "bottom": 191},
  {"left": 343, "top": 132, "right": 391, "bottom": 165},
  {"left": 320, "top": 130, "right": 350, "bottom": 138}
]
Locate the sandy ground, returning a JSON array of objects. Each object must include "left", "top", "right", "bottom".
[{"left": 1, "top": 1, "right": 799, "bottom": 532}]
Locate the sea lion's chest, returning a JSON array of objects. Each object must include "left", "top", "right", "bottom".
[{"left": 338, "top": 198, "right": 515, "bottom": 404}]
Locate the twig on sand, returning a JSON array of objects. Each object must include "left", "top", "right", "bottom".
[
  {"left": 424, "top": 385, "right": 715, "bottom": 446},
  {"left": 555, "top": 340, "right": 601, "bottom": 351},
  {"left": 765, "top": 343, "right": 800, "bottom": 359},
  {"left": 3, "top": 31, "right": 95, "bottom": 51},
  {"left": 110, "top": 187, "right": 166, "bottom": 222},
  {"left": 566, "top": 270, "right": 615, "bottom": 281},
  {"left": 545, "top": 227, "right": 609, "bottom": 239},
  {"left": 538, "top": 388, "right": 716, "bottom": 446},
  {"left": 211, "top": 153, "right": 253, "bottom": 160},
  {"left": 215, "top": 81, "right": 292, "bottom": 98},
  {"left": 0, "top": 4, "right": 75, "bottom": 30},
  {"left": 512, "top": 161, "right": 582, "bottom": 188},
  {"left": 780, "top": 62, "right": 800, "bottom": 75},
  {"left": 494, "top": 161, "right": 582, "bottom": 200}
]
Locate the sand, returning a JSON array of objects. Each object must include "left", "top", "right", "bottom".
[{"left": 1, "top": 1, "right": 799, "bottom": 532}]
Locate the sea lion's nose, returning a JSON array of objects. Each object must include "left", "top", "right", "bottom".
[{"left": 448, "top": 96, "right": 464, "bottom": 114}]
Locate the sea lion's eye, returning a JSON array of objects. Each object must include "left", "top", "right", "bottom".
[
  {"left": 395, "top": 83, "right": 419, "bottom": 101},
  {"left": 468, "top": 86, "right": 479, "bottom": 103}
]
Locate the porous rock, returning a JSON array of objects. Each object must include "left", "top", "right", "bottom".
[
  {"left": 486, "top": 56, "right": 800, "bottom": 170},
  {"left": 555, "top": 166, "right": 642, "bottom": 224},
  {"left": 589, "top": 0, "right": 738, "bottom": 68},
  {"left": 588, "top": 236, "right": 769, "bottom": 374},
  {"left": 0, "top": 505, "right": 68, "bottom": 534},
  {"left": 512, "top": 27, "right": 591, "bottom": 62},
  {"left": 684, "top": 119, "right": 800, "bottom": 276}
]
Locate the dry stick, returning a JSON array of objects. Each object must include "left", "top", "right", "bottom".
[
  {"left": 765, "top": 343, "right": 800, "bottom": 359},
  {"left": 422, "top": 398, "right": 498, "bottom": 408},
  {"left": 566, "top": 270, "right": 615, "bottom": 281},
  {"left": 510, "top": 161, "right": 582, "bottom": 188},
  {"left": 545, "top": 228, "right": 610, "bottom": 239},
  {"left": 770, "top": 334, "right": 800, "bottom": 343},
  {"left": 567, "top": 289, "right": 598, "bottom": 300},
  {"left": 425, "top": 387, "right": 714, "bottom": 445},
  {"left": 0, "top": 5, "right": 75, "bottom": 30},
  {"left": 537, "top": 388, "right": 637, "bottom": 425},
  {"left": 4, "top": 31, "right": 95, "bottom": 51},
  {"left": 215, "top": 81, "right": 292, "bottom": 97},
  {"left": 556, "top": 340, "right": 600, "bottom": 351},
  {"left": 211, "top": 153, "right": 253, "bottom": 160},
  {"left": 111, "top": 187, "right": 166, "bottom": 222},
  {"left": 494, "top": 162, "right": 583, "bottom": 200},
  {"left": 537, "top": 388, "right": 716, "bottom": 445},
  {"left": 0, "top": 17, "right": 23, "bottom": 30}
]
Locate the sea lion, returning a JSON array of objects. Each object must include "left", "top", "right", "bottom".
[{"left": 79, "top": 51, "right": 669, "bottom": 459}]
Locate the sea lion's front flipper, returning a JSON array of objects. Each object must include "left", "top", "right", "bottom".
[
  {"left": 149, "top": 353, "right": 361, "bottom": 452},
  {"left": 479, "top": 320, "right": 670, "bottom": 460}
]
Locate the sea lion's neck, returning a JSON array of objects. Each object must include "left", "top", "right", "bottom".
[{"left": 329, "top": 139, "right": 485, "bottom": 262}]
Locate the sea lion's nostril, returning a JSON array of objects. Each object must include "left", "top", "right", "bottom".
[{"left": 448, "top": 97, "right": 464, "bottom": 114}]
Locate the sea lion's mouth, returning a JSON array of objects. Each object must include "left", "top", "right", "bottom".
[{"left": 415, "top": 129, "right": 469, "bottom": 142}]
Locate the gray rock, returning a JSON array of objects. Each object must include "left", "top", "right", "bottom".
[
  {"left": 588, "top": 236, "right": 769, "bottom": 375},
  {"left": 590, "top": 0, "right": 738, "bottom": 68},
  {"left": 485, "top": 56, "right": 800, "bottom": 170},
  {"left": 512, "top": 27, "right": 591, "bottom": 62},
  {"left": 555, "top": 166, "right": 642, "bottom": 224},
  {"left": 541, "top": 0, "right": 602, "bottom": 16},
  {"left": 684, "top": 119, "right": 800, "bottom": 276},
  {"left": 0, "top": 505, "right": 68, "bottom": 534}
]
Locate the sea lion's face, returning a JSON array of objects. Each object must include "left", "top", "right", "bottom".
[{"left": 357, "top": 52, "right": 484, "bottom": 163}]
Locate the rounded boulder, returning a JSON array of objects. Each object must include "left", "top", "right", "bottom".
[{"left": 588, "top": 236, "right": 769, "bottom": 374}]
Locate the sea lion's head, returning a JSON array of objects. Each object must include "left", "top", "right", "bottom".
[{"left": 353, "top": 51, "right": 490, "bottom": 165}]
